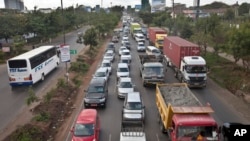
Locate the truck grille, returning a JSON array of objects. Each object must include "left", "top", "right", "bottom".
[{"left": 189, "top": 77, "right": 204, "bottom": 82}]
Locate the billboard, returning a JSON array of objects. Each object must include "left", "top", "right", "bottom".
[{"left": 151, "top": 0, "right": 165, "bottom": 13}]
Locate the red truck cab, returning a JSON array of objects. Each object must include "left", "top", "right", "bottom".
[{"left": 170, "top": 114, "right": 219, "bottom": 141}]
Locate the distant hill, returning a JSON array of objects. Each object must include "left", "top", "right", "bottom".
[{"left": 201, "top": 1, "right": 231, "bottom": 9}]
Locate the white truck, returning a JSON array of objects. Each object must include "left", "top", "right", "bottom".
[{"left": 163, "top": 36, "right": 207, "bottom": 88}]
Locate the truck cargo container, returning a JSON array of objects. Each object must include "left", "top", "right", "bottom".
[
  {"left": 156, "top": 83, "right": 220, "bottom": 141},
  {"left": 130, "top": 23, "right": 142, "bottom": 38},
  {"left": 163, "top": 36, "right": 207, "bottom": 88},
  {"left": 148, "top": 27, "right": 167, "bottom": 50}
]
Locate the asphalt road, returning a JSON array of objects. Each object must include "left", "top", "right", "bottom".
[
  {"left": 66, "top": 32, "right": 250, "bottom": 141},
  {"left": 0, "top": 26, "right": 89, "bottom": 132}
]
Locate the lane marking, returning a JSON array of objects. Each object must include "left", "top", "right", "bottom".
[
  {"left": 109, "top": 133, "right": 112, "bottom": 141},
  {"left": 156, "top": 133, "right": 160, "bottom": 141}
]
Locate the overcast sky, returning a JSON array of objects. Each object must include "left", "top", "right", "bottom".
[{"left": 0, "top": 0, "right": 248, "bottom": 10}]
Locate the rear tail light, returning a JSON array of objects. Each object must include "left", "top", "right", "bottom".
[
  {"left": 24, "top": 74, "right": 32, "bottom": 80},
  {"left": 9, "top": 77, "right": 15, "bottom": 81}
]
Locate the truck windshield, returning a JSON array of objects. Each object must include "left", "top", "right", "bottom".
[
  {"left": 156, "top": 40, "right": 164, "bottom": 45},
  {"left": 144, "top": 67, "right": 163, "bottom": 76},
  {"left": 177, "top": 126, "right": 218, "bottom": 139},
  {"left": 185, "top": 65, "right": 206, "bottom": 73}
]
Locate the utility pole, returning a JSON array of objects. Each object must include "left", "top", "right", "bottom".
[
  {"left": 61, "top": 0, "right": 69, "bottom": 84},
  {"left": 196, "top": 0, "right": 200, "bottom": 20}
]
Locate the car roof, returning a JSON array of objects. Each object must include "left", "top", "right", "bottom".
[
  {"left": 122, "top": 49, "right": 130, "bottom": 53},
  {"left": 106, "top": 50, "right": 114, "bottom": 53},
  {"left": 120, "top": 77, "right": 132, "bottom": 82},
  {"left": 138, "top": 42, "right": 144, "bottom": 45},
  {"left": 118, "top": 63, "right": 128, "bottom": 67},
  {"left": 120, "top": 46, "right": 127, "bottom": 49},
  {"left": 96, "top": 67, "right": 108, "bottom": 72},
  {"left": 90, "top": 77, "right": 106, "bottom": 86},
  {"left": 76, "top": 109, "right": 97, "bottom": 124},
  {"left": 127, "top": 92, "right": 141, "bottom": 102},
  {"left": 102, "top": 60, "right": 111, "bottom": 63}
]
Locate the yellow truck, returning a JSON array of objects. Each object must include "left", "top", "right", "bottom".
[
  {"left": 148, "top": 27, "right": 167, "bottom": 50},
  {"left": 156, "top": 83, "right": 220, "bottom": 141}
]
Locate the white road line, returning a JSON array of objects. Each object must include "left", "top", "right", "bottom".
[
  {"left": 109, "top": 134, "right": 112, "bottom": 141},
  {"left": 156, "top": 133, "right": 160, "bottom": 141}
]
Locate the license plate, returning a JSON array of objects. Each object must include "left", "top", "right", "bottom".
[
  {"left": 91, "top": 104, "right": 97, "bottom": 106},
  {"left": 194, "top": 83, "right": 199, "bottom": 85}
]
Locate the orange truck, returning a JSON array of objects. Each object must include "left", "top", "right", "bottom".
[{"left": 156, "top": 83, "right": 220, "bottom": 141}]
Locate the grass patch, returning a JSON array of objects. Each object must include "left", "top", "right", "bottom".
[{"left": 203, "top": 52, "right": 250, "bottom": 93}]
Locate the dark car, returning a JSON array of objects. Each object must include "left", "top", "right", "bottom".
[
  {"left": 221, "top": 122, "right": 244, "bottom": 141},
  {"left": 84, "top": 78, "right": 108, "bottom": 108},
  {"left": 106, "top": 42, "right": 115, "bottom": 53},
  {"left": 124, "top": 42, "right": 131, "bottom": 49}
]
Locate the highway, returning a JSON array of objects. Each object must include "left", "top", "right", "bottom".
[
  {"left": 66, "top": 31, "right": 250, "bottom": 141},
  {"left": 0, "top": 27, "right": 88, "bottom": 133}
]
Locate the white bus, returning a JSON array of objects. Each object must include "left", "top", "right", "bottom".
[{"left": 7, "top": 45, "right": 60, "bottom": 87}]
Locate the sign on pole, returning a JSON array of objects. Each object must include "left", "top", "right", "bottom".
[
  {"left": 60, "top": 44, "right": 70, "bottom": 62},
  {"left": 70, "top": 49, "right": 77, "bottom": 54}
]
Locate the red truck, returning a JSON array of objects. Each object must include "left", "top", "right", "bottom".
[
  {"left": 163, "top": 36, "right": 207, "bottom": 88},
  {"left": 148, "top": 27, "right": 167, "bottom": 50}
]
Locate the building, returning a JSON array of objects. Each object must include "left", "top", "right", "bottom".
[
  {"left": 141, "top": 0, "right": 150, "bottom": 10},
  {"left": 4, "top": 0, "right": 24, "bottom": 10}
]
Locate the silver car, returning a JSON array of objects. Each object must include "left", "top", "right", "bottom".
[
  {"left": 122, "top": 92, "right": 145, "bottom": 123},
  {"left": 117, "top": 77, "right": 135, "bottom": 98}
]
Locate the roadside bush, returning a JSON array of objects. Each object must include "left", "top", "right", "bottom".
[
  {"left": 69, "top": 62, "right": 89, "bottom": 74},
  {"left": 56, "top": 78, "right": 67, "bottom": 88},
  {"left": 72, "top": 75, "right": 82, "bottom": 88},
  {"left": 33, "top": 112, "right": 50, "bottom": 122},
  {"left": 26, "top": 87, "right": 39, "bottom": 106},
  {"left": 43, "top": 88, "right": 56, "bottom": 103}
]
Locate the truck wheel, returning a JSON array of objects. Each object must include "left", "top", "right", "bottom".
[{"left": 160, "top": 121, "right": 167, "bottom": 133}]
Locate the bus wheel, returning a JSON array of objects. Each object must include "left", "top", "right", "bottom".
[{"left": 41, "top": 74, "right": 45, "bottom": 81}]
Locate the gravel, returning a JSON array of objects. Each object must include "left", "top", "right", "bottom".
[{"left": 159, "top": 85, "right": 201, "bottom": 106}]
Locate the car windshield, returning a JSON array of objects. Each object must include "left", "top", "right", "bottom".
[
  {"left": 94, "top": 71, "right": 106, "bottom": 77},
  {"left": 185, "top": 65, "right": 207, "bottom": 73},
  {"left": 177, "top": 126, "right": 218, "bottom": 139},
  {"left": 126, "top": 102, "right": 142, "bottom": 110},
  {"left": 118, "top": 67, "right": 128, "bottom": 72},
  {"left": 102, "top": 63, "right": 110, "bottom": 67},
  {"left": 88, "top": 86, "right": 104, "bottom": 93},
  {"left": 144, "top": 67, "right": 163, "bottom": 75},
  {"left": 120, "top": 81, "right": 132, "bottom": 88},
  {"left": 121, "top": 59, "right": 129, "bottom": 63},
  {"left": 152, "top": 49, "right": 160, "bottom": 53},
  {"left": 105, "top": 53, "right": 113, "bottom": 57},
  {"left": 122, "top": 52, "right": 130, "bottom": 55},
  {"left": 74, "top": 123, "right": 94, "bottom": 136}
]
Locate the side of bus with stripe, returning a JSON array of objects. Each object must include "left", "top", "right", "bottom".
[{"left": 7, "top": 45, "right": 60, "bottom": 87}]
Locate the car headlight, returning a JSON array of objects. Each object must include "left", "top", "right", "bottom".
[
  {"left": 84, "top": 98, "right": 90, "bottom": 102},
  {"left": 99, "top": 97, "right": 106, "bottom": 102}
]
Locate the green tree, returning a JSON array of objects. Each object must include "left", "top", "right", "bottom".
[
  {"left": 228, "top": 22, "right": 250, "bottom": 70},
  {"left": 224, "top": 8, "right": 235, "bottom": 21},
  {"left": 238, "top": 3, "right": 250, "bottom": 16},
  {"left": 83, "top": 28, "right": 98, "bottom": 56}
]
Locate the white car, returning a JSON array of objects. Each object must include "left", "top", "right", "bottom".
[
  {"left": 119, "top": 46, "right": 128, "bottom": 56},
  {"left": 135, "top": 33, "right": 145, "bottom": 43},
  {"left": 117, "top": 63, "right": 130, "bottom": 81},
  {"left": 117, "top": 77, "right": 135, "bottom": 98},
  {"left": 103, "top": 50, "right": 115, "bottom": 62},
  {"left": 121, "top": 49, "right": 131, "bottom": 61},
  {"left": 121, "top": 37, "right": 129, "bottom": 45},
  {"left": 93, "top": 67, "right": 109, "bottom": 82},
  {"left": 137, "top": 42, "right": 146, "bottom": 52},
  {"left": 100, "top": 60, "right": 112, "bottom": 74}
]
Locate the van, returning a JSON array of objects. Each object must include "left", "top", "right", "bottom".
[
  {"left": 146, "top": 46, "right": 161, "bottom": 57},
  {"left": 135, "top": 33, "right": 145, "bottom": 43},
  {"left": 117, "top": 63, "right": 130, "bottom": 81},
  {"left": 84, "top": 78, "right": 108, "bottom": 108},
  {"left": 71, "top": 109, "right": 100, "bottom": 141}
]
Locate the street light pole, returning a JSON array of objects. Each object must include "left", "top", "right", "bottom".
[{"left": 61, "top": 0, "right": 69, "bottom": 84}]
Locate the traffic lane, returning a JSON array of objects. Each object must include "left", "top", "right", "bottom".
[
  {"left": 163, "top": 60, "right": 249, "bottom": 124},
  {"left": 0, "top": 27, "right": 88, "bottom": 132},
  {"left": 130, "top": 45, "right": 168, "bottom": 141},
  {"left": 98, "top": 40, "right": 123, "bottom": 141},
  {"left": 192, "top": 79, "right": 250, "bottom": 124}
]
